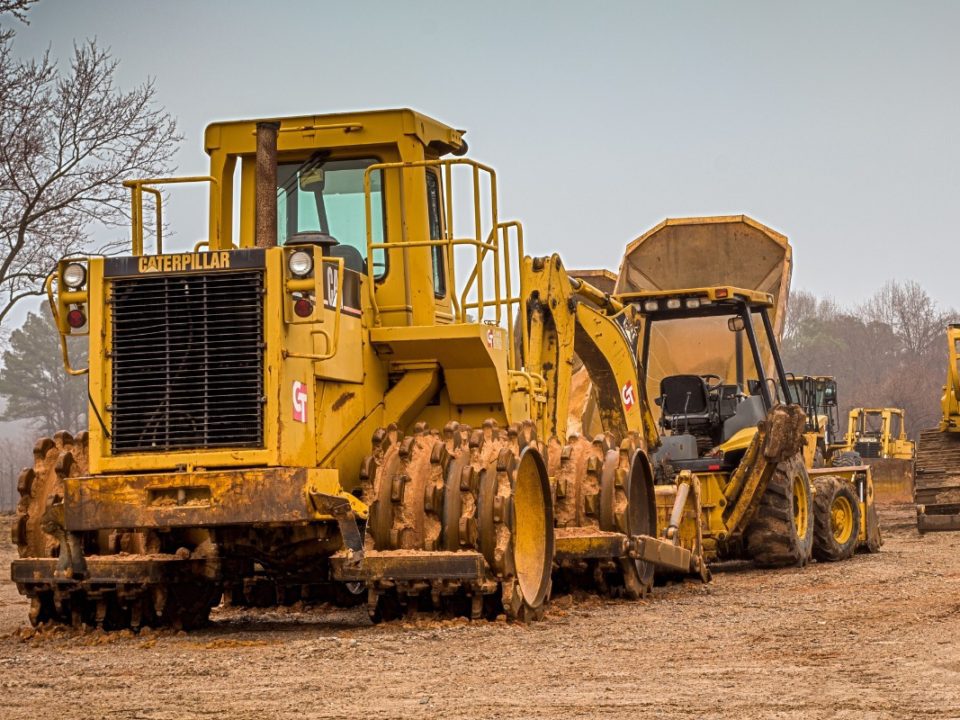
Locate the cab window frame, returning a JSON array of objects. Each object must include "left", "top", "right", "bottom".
[
  {"left": 275, "top": 154, "right": 389, "bottom": 280},
  {"left": 425, "top": 169, "right": 446, "bottom": 299}
]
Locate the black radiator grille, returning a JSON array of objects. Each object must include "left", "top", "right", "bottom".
[{"left": 109, "top": 271, "right": 265, "bottom": 453}]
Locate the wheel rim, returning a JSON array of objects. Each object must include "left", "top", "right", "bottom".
[
  {"left": 830, "top": 495, "right": 855, "bottom": 544},
  {"left": 792, "top": 472, "right": 809, "bottom": 539},
  {"left": 511, "top": 448, "right": 553, "bottom": 609}
]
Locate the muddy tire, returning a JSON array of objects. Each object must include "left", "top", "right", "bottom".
[
  {"left": 831, "top": 450, "right": 862, "bottom": 468},
  {"left": 745, "top": 455, "right": 814, "bottom": 567},
  {"left": 812, "top": 476, "right": 861, "bottom": 562}
]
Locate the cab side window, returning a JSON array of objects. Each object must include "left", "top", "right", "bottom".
[{"left": 426, "top": 172, "right": 445, "bottom": 297}]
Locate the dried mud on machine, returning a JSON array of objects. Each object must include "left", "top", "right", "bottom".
[{"left": 12, "top": 111, "right": 874, "bottom": 631}]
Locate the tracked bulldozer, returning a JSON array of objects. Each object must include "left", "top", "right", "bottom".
[
  {"left": 915, "top": 324, "right": 960, "bottom": 531},
  {"left": 12, "top": 110, "right": 830, "bottom": 631},
  {"left": 838, "top": 408, "right": 915, "bottom": 503}
]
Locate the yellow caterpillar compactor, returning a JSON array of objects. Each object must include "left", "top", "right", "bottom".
[
  {"left": 915, "top": 325, "right": 960, "bottom": 531},
  {"left": 12, "top": 111, "right": 846, "bottom": 631}
]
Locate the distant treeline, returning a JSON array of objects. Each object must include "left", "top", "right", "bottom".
[{"left": 781, "top": 280, "right": 956, "bottom": 440}]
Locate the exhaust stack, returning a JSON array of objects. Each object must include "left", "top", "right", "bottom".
[{"left": 255, "top": 121, "right": 280, "bottom": 249}]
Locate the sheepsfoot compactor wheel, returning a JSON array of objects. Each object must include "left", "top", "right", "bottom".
[
  {"left": 12, "top": 109, "right": 701, "bottom": 630},
  {"left": 335, "top": 420, "right": 554, "bottom": 622},
  {"left": 333, "top": 420, "right": 697, "bottom": 623},
  {"left": 12, "top": 432, "right": 221, "bottom": 630}
]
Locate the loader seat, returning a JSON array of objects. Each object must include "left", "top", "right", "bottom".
[
  {"left": 659, "top": 375, "right": 715, "bottom": 433},
  {"left": 328, "top": 244, "right": 365, "bottom": 274}
]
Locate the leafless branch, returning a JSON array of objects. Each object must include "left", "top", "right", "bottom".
[{"left": 0, "top": 27, "right": 181, "bottom": 325}]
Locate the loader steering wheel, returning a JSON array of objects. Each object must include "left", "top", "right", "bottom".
[{"left": 700, "top": 374, "right": 723, "bottom": 393}]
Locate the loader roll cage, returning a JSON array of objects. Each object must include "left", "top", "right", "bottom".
[
  {"left": 786, "top": 375, "right": 839, "bottom": 444},
  {"left": 623, "top": 287, "right": 792, "bottom": 414}
]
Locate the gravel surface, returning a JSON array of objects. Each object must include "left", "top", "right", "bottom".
[{"left": 0, "top": 505, "right": 958, "bottom": 719}]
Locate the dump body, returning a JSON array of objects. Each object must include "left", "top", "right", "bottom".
[{"left": 614, "top": 216, "right": 792, "bottom": 414}]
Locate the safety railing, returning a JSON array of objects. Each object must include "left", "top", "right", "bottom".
[
  {"left": 363, "top": 158, "right": 527, "bottom": 369},
  {"left": 124, "top": 176, "right": 219, "bottom": 256}
]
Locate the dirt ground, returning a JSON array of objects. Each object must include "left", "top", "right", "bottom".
[{"left": 0, "top": 506, "right": 958, "bottom": 720}]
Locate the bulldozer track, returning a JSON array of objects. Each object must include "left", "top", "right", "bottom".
[{"left": 915, "top": 429, "right": 960, "bottom": 531}]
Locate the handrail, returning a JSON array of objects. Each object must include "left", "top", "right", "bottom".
[
  {"left": 123, "top": 176, "right": 219, "bottom": 256},
  {"left": 361, "top": 158, "right": 527, "bottom": 367},
  {"left": 45, "top": 272, "right": 87, "bottom": 376}
]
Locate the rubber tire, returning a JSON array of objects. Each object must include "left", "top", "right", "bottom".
[
  {"left": 812, "top": 476, "right": 861, "bottom": 562},
  {"left": 745, "top": 455, "right": 815, "bottom": 568},
  {"left": 831, "top": 450, "right": 862, "bottom": 468}
]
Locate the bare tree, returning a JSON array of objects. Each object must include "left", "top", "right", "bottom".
[
  {"left": 0, "top": 308, "right": 86, "bottom": 434},
  {"left": 860, "top": 280, "right": 953, "bottom": 357},
  {"left": 0, "top": 3, "right": 181, "bottom": 326},
  {"left": 784, "top": 280, "right": 958, "bottom": 439}
]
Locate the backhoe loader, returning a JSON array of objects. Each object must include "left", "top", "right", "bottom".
[
  {"left": 915, "top": 324, "right": 960, "bottom": 531},
  {"left": 623, "top": 288, "right": 880, "bottom": 563}
]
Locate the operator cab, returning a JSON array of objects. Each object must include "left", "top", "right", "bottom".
[
  {"left": 278, "top": 157, "right": 382, "bottom": 275},
  {"left": 623, "top": 287, "right": 794, "bottom": 481},
  {"left": 786, "top": 375, "right": 839, "bottom": 447}
]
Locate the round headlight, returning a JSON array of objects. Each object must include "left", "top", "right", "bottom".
[
  {"left": 288, "top": 250, "right": 313, "bottom": 277},
  {"left": 62, "top": 263, "right": 86, "bottom": 289}
]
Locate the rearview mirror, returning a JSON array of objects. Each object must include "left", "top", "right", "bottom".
[
  {"left": 727, "top": 316, "right": 745, "bottom": 332},
  {"left": 300, "top": 167, "right": 325, "bottom": 192}
]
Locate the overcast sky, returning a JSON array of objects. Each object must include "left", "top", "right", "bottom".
[{"left": 8, "top": 0, "right": 960, "bottom": 326}]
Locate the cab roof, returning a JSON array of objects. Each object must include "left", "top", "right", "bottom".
[
  {"left": 203, "top": 108, "right": 466, "bottom": 157},
  {"left": 617, "top": 285, "right": 775, "bottom": 308}
]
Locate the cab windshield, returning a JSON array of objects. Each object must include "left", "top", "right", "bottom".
[{"left": 276, "top": 157, "right": 385, "bottom": 276}]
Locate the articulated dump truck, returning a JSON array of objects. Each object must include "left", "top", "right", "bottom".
[
  {"left": 915, "top": 325, "right": 960, "bottom": 531},
  {"left": 13, "top": 111, "right": 829, "bottom": 631}
]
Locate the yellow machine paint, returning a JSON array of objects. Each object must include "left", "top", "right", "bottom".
[
  {"left": 618, "top": 287, "right": 879, "bottom": 564},
  {"left": 915, "top": 324, "right": 960, "bottom": 531},
  {"left": 835, "top": 408, "right": 914, "bottom": 504},
  {"left": 785, "top": 375, "right": 843, "bottom": 466},
  {"left": 12, "top": 111, "right": 870, "bottom": 631},
  {"left": 15, "top": 109, "right": 717, "bottom": 629},
  {"left": 844, "top": 408, "right": 915, "bottom": 462}
]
